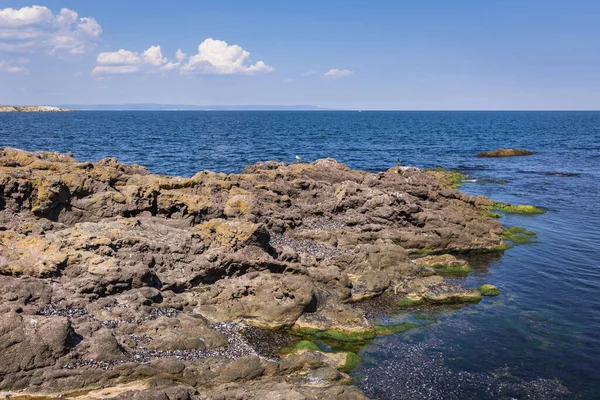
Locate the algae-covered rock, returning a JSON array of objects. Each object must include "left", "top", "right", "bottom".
[
  {"left": 502, "top": 226, "right": 538, "bottom": 244},
  {"left": 425, "top": 167, "right": 467, "bottom": 188},
  {"left": 414, "top": 254, "right": 472, "bottom": 274},
  {"left": 480, "top": 284, "right": 500, "bottom": 296},
  {"left": 477, "top": 148, "right": 535, "bottom": 157},
  {"left": 493, "top": 202, "right": 546, "bottom": 214}
]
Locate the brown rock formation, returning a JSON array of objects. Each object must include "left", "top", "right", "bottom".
[
  {"left": 476, "top": 148, "right": 535, "bottom": 157},
  {"left": 0, "top": 148, "right": 505, "bottom": 398}
]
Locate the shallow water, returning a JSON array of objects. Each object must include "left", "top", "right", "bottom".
[{"left": 1, "top": 111, "right": 599, "bottom": 399}]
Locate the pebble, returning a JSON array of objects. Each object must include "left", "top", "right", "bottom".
[
  {"left": 271, "top": 233, "right": 351, "bottom": 258},
  {"left": 62, "top": 322, "right": 273, "bottom": 370}
]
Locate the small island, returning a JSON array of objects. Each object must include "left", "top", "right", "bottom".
[
  {"left": 0, "top": 105, "right": 75, "bottom": 112},
  {"left": 477, "top": 148, "right": 535, "bottom": 157}
]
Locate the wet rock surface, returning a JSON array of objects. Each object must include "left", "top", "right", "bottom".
[{"left": 0, "top": 148, "right": 505, "bottom": 398}]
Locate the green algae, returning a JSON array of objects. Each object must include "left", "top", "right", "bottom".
[
  {"left": 278, "top": 338, "right": 362, "bottom": 373},
  {"left": 493, "top": 202, "right": 546, "bottom": 214},
  {"left": 279, "top": 339, "right": 321, "bottom": 355},
  {"left": 339, "top": 352, "right": 362, "bottom": 373},
  {"left": 292, "top": 323, "right": 418, "bottom": 353},
  {"left": 428, "top": 292, "right": 483, "bottom": 305},
  {"left": 397, "top": 296, "right": 426, "bottom": 308},
  {"left": 501, "top": 226, "right": 538, "bottom": 244},
  {"left": 480, "top": 284, "right": 500, "bottom": 296},
  {"left": 432, "top": 263, "right": 472, "bottom": 276},
  {"left": 425, "top": 167, "right": 467, "bottom": 188},
  {"left": 480, "top": 209, "right": 501, "bottom": 219},
  {"left": 374, "top": 323, "right": 419, "bottom": 335}
]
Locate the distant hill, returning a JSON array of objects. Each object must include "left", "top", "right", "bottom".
[{"left": 59, "top": 104, "right": 332, "bottom": 111}]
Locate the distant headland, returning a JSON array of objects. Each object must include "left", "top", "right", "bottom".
[
  {"left": 0, "top": 105, "right": 75, "bottom": 112},
  {"left": 58, "top": 103, "right": 331, "bottom": 111}
]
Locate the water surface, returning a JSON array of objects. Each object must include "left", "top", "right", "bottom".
[{"left": 1, "top": 111, "right": 599, "bottom": 399}]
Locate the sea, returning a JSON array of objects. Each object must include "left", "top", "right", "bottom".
[{"left": 1, "top": 111, "right": 599, "bottom": 399}]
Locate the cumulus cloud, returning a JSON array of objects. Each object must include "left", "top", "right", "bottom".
[
  {"left": 142, "top": 45, "right": 167, "bottom": 66},
  {"left": 324, "top": 68, "right": 353, "bottom": 78},
  {"left": 97, "top": 49, "right": 141, "bottom": 65},
  {"left": 181, "top": 38, "right": 273, "bottom": 75},
  {"left": 93, "top": 40, "right": 273, "bottom": 77},
  {"left": 0, "top": 5, "right": 102, "bottom": 55},
  {"left": 93, "top": 45, "right": 177, "bottom": 75}
]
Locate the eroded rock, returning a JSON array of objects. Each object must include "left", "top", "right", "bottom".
[{"left": 0, "top": 149, "right": 506, "bottom": 397}]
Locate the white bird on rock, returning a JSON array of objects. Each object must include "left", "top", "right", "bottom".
[{"left": 295, "top": 155, "right": 302, "bottom": 163}]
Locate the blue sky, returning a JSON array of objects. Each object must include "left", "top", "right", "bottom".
[{"left": 0, "top": 0, "right": 599, "bottom": 109}]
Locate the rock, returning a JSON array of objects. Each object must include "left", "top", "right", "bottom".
[
  {"left": 0, "top": 313, "right": 75, "bottom": 374},
  {"left": 0, "top": 149, "right": 505, "bottom": 397},
  {"left": 414, "top": 254, "right": 471, "bottom": 274},
  {"left": 0, "top": 231, "right": 67, "bottom": 277},
  {"left": 197, "top": 272, "right": 316, "bottom": 329},
  {"left": 135, "top": 314, "right": 228, "bottom": 350},
  {"left": 480, "top": 284, "right": 500, "bottom": 296},
  {"left": 477, "top": 148, "right": 535, "bottom": 157}
]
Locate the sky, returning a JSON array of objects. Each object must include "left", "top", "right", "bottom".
[{"left": 0, "top": 0, "right": 599, "bottom": 110}]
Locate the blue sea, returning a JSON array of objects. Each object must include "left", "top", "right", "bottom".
[{"left": 1, "top": 111, "right": 599, "bottom": 399}]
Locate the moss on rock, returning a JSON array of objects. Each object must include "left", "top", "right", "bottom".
[
  {"left": 493, "top": 202, "right": 546, "bottom": 214},
  {"left": 425, "top": 167, "right": 467, "bottom": 188},
  {"left": 480, "top": 209, "right": 501, "bottom": 219},
  {"left": 480, "top": 284, "right": 500, "bottom": 296},
  {"left": 339, "top": 352, "right": 362, "bottom": 373},
  {"left": 501, "top": 226, "right": 538, "bottom": 244},
  {"left": 280, "top": 339, "right": 321, "bottom": 355}
]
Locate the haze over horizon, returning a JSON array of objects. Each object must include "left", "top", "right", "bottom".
[{"left": 1, "top": 0, "right": 599, "bottom": 110}]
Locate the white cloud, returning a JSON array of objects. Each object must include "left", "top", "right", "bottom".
[
  {"left": 175, "top": 49, "right": 186, "bottom": 62},
  {"left": 93, "top": 39, "right": 273, "bottom": 77},
  {"left": 0, "top": 5, "right": 102, "bottom": 55},
  {"left": 324, "top": 68, "right": 353, "bottom": 78},
  {"left": 92, "top": 65, "right": 140, "bottom": 75},
  {"left": 282, "top": 77, "right": 294, "bottom": 83},
  {"left": 0, "top": 59, "right": 27, "bottom": 73},
  {"left": 301, "top": 70, "right": 317, "bottom": 76},
  {"left": 97, "top": 49, "right": 141, "bottom": 65},
  {"left": 142, "top": 45, "right": 167, "bottom": 66},
  {"left": 94, "top": 45, "right": 175, "bottom": 75},
  {"left": 182, "top": 38, "right": 273, "bottom": 75},
  {"left": 0, "top": 6, "right": 54, "bottom": 27}
]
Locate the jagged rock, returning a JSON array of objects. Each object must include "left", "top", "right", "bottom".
[
  {"left": 0, "top": 313, "right": 75, "bottom": 374},
  {"left": 197, "top": 272, "right": 316, "bottom": 329},
  {"left": 0, "top": 149, "right": 505, "bottom": 397}
]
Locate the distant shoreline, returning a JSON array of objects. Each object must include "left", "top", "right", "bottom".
[{"left": 0, "top": 106, "right": 75, "bottom": 113}]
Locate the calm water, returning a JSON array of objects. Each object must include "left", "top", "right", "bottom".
[{"left": 1, "top": 111, "right": 599, "bottom": 399}]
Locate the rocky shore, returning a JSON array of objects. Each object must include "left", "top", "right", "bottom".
[
  {"left": 0, "top": 148, "right": 506, "bottom": 399},
  {"left": 0, "top": 106, "right": 74, "bottom": 112}
]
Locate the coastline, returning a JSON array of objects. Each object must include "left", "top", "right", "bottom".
[
  {"left": 0, "top": 148, "right": 515, "bottom": 398},
  {"left": 0, "top": 106, "right": 75, "bottom": 112}
]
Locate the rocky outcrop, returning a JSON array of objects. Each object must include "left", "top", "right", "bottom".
[
  {"left": 0, "top": 105, "right": 74, "bottom": 112},
  {"left": 476, "top": 148, "right": 535, "bottom": 157},
  {"left": 0, "top": 148, "right": 505, "bottom": 398}
]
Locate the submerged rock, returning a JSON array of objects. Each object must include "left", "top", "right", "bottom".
[
  {"left": 0, "top": 148, "right": 506, "bottom": 397},
  {"left": 480, "top": 284, "right": 500, "bottom": 296}
]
